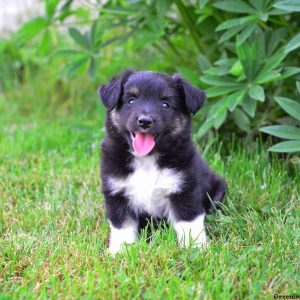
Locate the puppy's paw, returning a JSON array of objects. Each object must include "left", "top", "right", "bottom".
[
  {"left": 108, "top": 240, "right": 135, "bottom": 256},
  {"left": 108, "top": 219, "right": 138, "bottom": 256}
]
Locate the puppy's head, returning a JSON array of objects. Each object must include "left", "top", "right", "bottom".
[{"left": 99, "top": 70, "right": 205, "bottom": 156}]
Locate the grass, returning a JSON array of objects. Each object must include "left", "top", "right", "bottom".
[{"left": 0, "top": 71, "right": 299, "bottom": 300}]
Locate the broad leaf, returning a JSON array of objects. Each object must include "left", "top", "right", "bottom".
[
  {"left": 232, "top": 108, "right": 250, "bottom": 133},
  {"left": 274, "top": 0, "right": 300, "bottom": 12},
  {"left": 69, "top": 28, "right": 90, "bottom": 49},
  {"left": 275, "top": 97, "right": 300, "bottom": 122},
  {"left": 177, "top": 67, "right": 201, "bottom": 86},
  {"left": 46, "top": 0, "right": 60, "bottom": 19},
  {"left": 219, "top": 26, "right": 244, "bottom": 44},
  {"left": 197, "top": 54, "right": 212, "bottom": 73},
  {"left": 260, "top": 125, "right": 300, "bottom": 140},
  {"left": 214, "top": 1, "right": 255, "bottom": 13},
  {"left": 200, "top": 74, "right": 242, "bottom": 87},
  {"left": 227, "top": 89, "right": 247, "bottom": 112},
  {"left": 197, "top": 118, "right": 215, "bottom": 138},
  {"left": 39, "top": 29, "right": 51, "bottom": 55},
  {"left": 285, "top": 32, "right": 300, "bottom": 53},
  {"left": 216, "top": 16, "right": 257, "bottom": 31},
  {"left": 268, "top": 140, "right": 300, "bottom": 153},
  {"left": 249, "top": 85, "right": 265, "bottom": 102},
  {"left": 15, "top": 17, "right": 47, "bottom": 44},
  {"left": 213, "top": 109, "right": 227, "bottom": 129},
  {"left": 52, "top": 49, "right": 82, "bottom": 57},
  {"left": 242, "top": 95, "right": 257, "bottom": 117},
  {"left": 255, "top": 70, "right": 281, "bottom": 84},
  {"left": 206, "top": 86, "right": 241, "bottom": 97},
  {"left": 297, "top": 81, "right": 300, "bottom": 95},
  {"left": 279, "top": 67, "right": 300, "bottom": 80},
  {"left": 236, "top": 23, "right": 256, "bottom": 46}
]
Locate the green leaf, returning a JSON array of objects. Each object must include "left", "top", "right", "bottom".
[
  {"left": 52, "top": 49, "right": 82, "bottom": 57},
  {"left": 216, "top": 16, "right": 257, "bottom": 31},
  {"left": 15, "top": 17, "right": 47, "bottom": 44},
  {"left": 200, "top": 74, "right": 242, "bottom": 87},
  {"left": 230, "top": 60, "right": 243, "bottom": 76},
  {"left": 61, "top": 54, "right": 89, "bottom": 78},
  {"left": 237, "top": 36, "right": 264, "bottom": 80},
  {"left": 197, "top": 54, "right": 212, "bottom": 73},
  {"left": 206, "top": 86, "right": 241, "bottom": 98},
  {"left": 258, "top": 48, "right": 286, "bottom": 78},
  {"left": 260, "top": 125, "right": 300, "bottom": 140},
  {"left": 274, "top": 0, "right": 300, "bottom": 12},
  {"left": 268, "top": 141, "right": 300, "bottom": 153},
  {"left": 69, "top": 28, "right": 90, "bottom": 49},
  {"left": 285, "top": 32, "right": 300, "bottom": 53},
  {"left": 249, "top": 0, "right": 264, "bottom": 10},
  {"left": 197, "top": 118, "right": 214, "bottom": 138},
  {"left": 255, "top": 70, "right": 281, "bottom": 84},
  {"left": 214, "top": 1, "right": 255, "bottom": 13},
  {"left": 205, "top": 66, "right": 230, "bottom": 76},
  {"left": 275, "top": 97, "right": 300, "bottom": 122},
  {"left": 279, "top": 67, "right": 300, "bottom": 80},
  {"left": 249, "top": 85, "right": 265, "bottom": 102},
  {"left": 242, "top": 95, "right": 257, "bottom": 117},
  {"left": 232, "top": 108, "right": 250, "bottom": 133},
  {"left": 39, "top": 30, "right": 51, "bottom": 55},
  {"left": 213, "top": 109, "right": 227, "bottom": 129},
  {"left": 236, "top": 24, "right": 256, "bottom": 46},
  {"left": 45, "top": 0, "right": 60, "bottom": 19},
  {"left": 219, "top": 26, "right": 244, "bottom": 44},
  {"left": 296, "top": 81, "right": 300, "bottom": 95},
  {"left": 88, "top": 57, "right": 96, "bottom": 78},
  {"left": 177, "top": 67, "right": 200, "bottom": 86},
  {"left": 227, "top": 89, "right": 247, "bottom": 112}
]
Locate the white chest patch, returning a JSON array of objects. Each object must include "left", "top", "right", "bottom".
[{"left": 108, "top": 155, "right": 183, "bottom": 218}]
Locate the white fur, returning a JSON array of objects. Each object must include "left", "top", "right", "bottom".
[
  {"left": 108, "top": 155, "right": 183, "bottom": 219},
  {"left": 174, "top": 214, "right": 207, "bottom": 248},
  {"left": 109, "top": 219, "right": 138, "bottom": 255}
]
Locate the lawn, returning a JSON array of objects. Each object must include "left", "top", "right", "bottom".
[{"left": 0, "top": 73, "right": 299, "bottom": 299}]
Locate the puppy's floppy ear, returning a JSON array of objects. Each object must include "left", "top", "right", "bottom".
[
  {"left": 172, "top": 73, "right": 205, "bottom": 114},
  {"left": 98, "top": 69, "right": 134, "bottom": 111}
]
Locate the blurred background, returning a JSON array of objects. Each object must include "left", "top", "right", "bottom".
[{"left": 0, "top": 0, "right": 300, "bottom": 152}]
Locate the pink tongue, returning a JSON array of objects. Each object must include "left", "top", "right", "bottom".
[{"left": 133, "top": 132, "right": 155, "bottom": 156}]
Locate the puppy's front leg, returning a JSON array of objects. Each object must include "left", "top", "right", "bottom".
[
  {"left": 173, "top": 214, "right": 207, "bottom": 248},
  {"left": 104, "top": 193, "right": 138, "bottom": 255},
  {"left": 109, "top": 217, "right": 138, "bottom": 255}
]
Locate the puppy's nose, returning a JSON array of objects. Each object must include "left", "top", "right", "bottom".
[{"left": 137, "top": 116, "right": 153, "bottom": 129}]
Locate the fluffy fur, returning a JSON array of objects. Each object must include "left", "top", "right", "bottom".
[{"left": 99, "top": 70, "right": 227, "bottom": 254}]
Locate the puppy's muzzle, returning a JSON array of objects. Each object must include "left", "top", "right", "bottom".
[{"left": 137, "top": 115, "right": 154, "bottom": 130}]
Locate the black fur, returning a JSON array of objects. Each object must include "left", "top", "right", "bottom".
[{"left": 99, "top": 70, "right": 227, "bottom": 230}]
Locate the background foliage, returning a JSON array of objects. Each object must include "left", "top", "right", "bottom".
[{"left": 1, "top": 0, "right": 300, "bottom": 152}]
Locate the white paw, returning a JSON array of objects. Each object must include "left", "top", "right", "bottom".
[
  {"left": 109, "top": 220, "right": 137, "bottom": 255},
  {"left": 174, "top": 214, "right": 208, "bottom": 249}
]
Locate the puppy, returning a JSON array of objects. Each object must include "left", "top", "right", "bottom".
[{"left": 99, "top": 70, "right": 227, "bottom": 254}]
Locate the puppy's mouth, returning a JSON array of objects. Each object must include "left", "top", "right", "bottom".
[{"left": 130, "top": 131, "right": 156, "bottom": 157}]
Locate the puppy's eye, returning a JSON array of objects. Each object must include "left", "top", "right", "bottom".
[
  {"left": 162, "top": 101, "right": 170, "bottom": 109},
  {"left": 128, "top": 98, "right": 136, "bottom": 104}
]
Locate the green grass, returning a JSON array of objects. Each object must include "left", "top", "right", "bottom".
[{"left": 0, "top": 73, "right": 299, "bottom": 299}]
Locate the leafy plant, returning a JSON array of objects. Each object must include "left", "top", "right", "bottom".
[
  {"left": 2, "top": 0, "right": 300, "bottom": 141},
  {"left": 260, "top": 82, "right": 300, "bottom": 153}
]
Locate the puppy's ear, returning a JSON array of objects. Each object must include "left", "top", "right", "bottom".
[
  {"left": 98, "top": 70, "right": 134, "bottom": 111},
  {"left": 172, "top": 73, "right": 205, "bottom": 114}
]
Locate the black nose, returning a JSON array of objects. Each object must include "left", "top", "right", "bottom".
[{"left": 137, "top": 116, "right": 153, "bottom": 129}]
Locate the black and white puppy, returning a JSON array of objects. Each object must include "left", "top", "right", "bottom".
[{"left": 99, "top": 70, "right": 227, "bottom": 254}]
